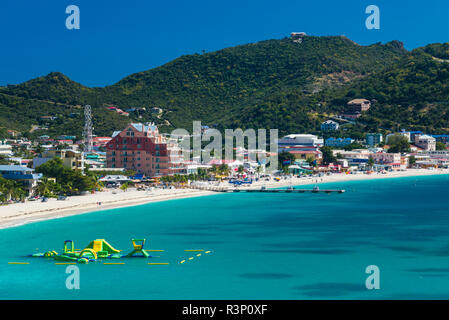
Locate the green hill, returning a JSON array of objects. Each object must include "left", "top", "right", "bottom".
[{"left": 3, "top": 35, "right": 447, "bottom": 139}]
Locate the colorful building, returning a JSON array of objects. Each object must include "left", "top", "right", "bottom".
[
  {"left": 278, "top": 134, "right": 324, "bottom": 152},
  {"left": 325, "top": 137, "right": 354, "bottom": 147},
  {"left": 33, "top": 149, "right": 85, "bottom": 170},
  {"left": 0, "top": 165, "right": 42, "bottom": 193},
  {"left": 106, "top": 123, "right": 184, "bottom": 177},
  {"left": 366, "top": 133, "right": 383, "bottom": 146}
]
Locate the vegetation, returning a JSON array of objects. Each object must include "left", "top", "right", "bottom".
[
  {"left": 386, "top": 134, "right": 411, "bottom": 153},
  {"left": 35, "top": 158, "right": 97, "bottom": 196},
  {"left": 0, "top": 37, "right": 448, "bottom": 139},
  {"left": 436, "top": 142, "right": 447, "bottom": 151},
  {"left": 0, "top": 175, "right": 27, "bottom": 202},
  {"left": 320, "top": 146, "right": 337, "bottom": 165}
]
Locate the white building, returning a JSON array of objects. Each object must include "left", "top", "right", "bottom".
[
  {"left": 415, "top": 135, "right": 436, "bottom": 151},
  {"left": 278, "top": 134, "right": 324, "bottom": 152}
]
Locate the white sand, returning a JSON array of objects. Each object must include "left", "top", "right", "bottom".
[{"left": 0, "top": 168, "right": 448, "bottom": 229}]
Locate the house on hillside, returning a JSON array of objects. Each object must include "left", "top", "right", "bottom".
[{"left": 321, "top": 120, "right": 340, "bottom": 131}]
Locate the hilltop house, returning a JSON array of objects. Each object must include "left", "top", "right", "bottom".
[{"left": 342, "top": 99, "right": 371, "bottom": 120}]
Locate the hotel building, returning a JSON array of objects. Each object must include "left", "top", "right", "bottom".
[{"left": 106, "top": 123, "right": 184, "bottom": 177}]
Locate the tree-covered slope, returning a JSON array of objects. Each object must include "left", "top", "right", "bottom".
[{"left": 3, "top": 36, "right": 448, "bottom": 139}]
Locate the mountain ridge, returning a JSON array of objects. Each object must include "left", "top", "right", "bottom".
[{"left": 1, "top": 35, "right": 448, "bottom": 139}]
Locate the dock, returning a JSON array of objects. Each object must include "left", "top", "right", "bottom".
[
  {"left": 232, "top": 188, "right": 345, "bottom": 194},
  {"left": 188, "top": 185, "right": 345, "bottom": 194}
]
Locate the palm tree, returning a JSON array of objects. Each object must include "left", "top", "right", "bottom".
[
  {"left": 368, "top": 157, "right": 375, "bottom": 171},
  {"left": 37, "top": 178, "right": 53, "bottom": 197},
  {"left": 120, "top": 182, "right": 129, "bottom": 192},
  {"left": 2, "top": 180, "right": 26, "bottom": 201},
  {"left": 256, "top": 165, "right": 262, "bottom": 178},
  {"left": 219, "top": 164, "right": 231, "bottom": 177}
]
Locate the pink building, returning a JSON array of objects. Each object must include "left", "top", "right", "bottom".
[{"left": 106, "top": 123, "right": 184, "bottom": 177}]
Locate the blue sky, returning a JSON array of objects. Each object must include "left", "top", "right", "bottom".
[{"left": 0, "top": 0, "right": 447, "bottom": 87}]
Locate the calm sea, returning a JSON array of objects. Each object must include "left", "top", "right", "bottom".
[{"left": 1, "top": 175, "right": 449, "bottom": 299}]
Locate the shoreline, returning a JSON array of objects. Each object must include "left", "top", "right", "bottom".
[{"left": 1, "top": 168, "right": 448, "bottom": 230}]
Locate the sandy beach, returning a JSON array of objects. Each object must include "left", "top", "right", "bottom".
[{"left": 1, "top": 168, "right": 448, "bottom": 230}]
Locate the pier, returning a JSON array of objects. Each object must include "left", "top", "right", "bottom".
[
  {"left": 231, "top": 188, "right": 345, "bottom": 194},
  {"left": 188, "top": 185, "right": 345, "bottom": 194}
]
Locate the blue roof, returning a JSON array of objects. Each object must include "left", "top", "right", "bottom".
[{"left": 0, "top": 165, "right": 35, "bottom": 172}]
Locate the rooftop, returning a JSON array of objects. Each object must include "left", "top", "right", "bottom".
[{"left": 0, "top": 165, "right": 34, "bottom": 172}]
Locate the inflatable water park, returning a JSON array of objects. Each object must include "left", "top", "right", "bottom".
[
  {"left": 26, "top": 238, "right": 213, "bottom": 265},
  {"left": 31, "top": 238, "right": 157, "bottom": 264}
]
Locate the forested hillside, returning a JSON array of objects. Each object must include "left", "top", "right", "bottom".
[{"left": 1, "top": 35, "right": 447, "bottom": 139}]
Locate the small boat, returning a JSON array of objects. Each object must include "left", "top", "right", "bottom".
[{"left": 312, "top": 186, "right": 319, "bottom": 193}]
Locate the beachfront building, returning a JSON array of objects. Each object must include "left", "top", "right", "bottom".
[
  {"left": 371, "top": 152, "right": 406, "bottom": 170},
  {"left": 99, "top": 175, "right": 130, "bottom": 185},
  {"left": 288, "top": 149, "right": 323, "bottom": 164},
  {"left": 84, "top": 152, "right": 106, "bottom": 169},
  {"left": 366, "top": 133, "right": 383, "bottom": 147},
  {"left": 33, "top": 149, "right": 85, "bottom": 170},
  {"left": 414, "top": 135, "right": 436, "bottom": 151},
  {"left": 0, "top": 165, "right": 42, "bottom": 193},
  {"left": 321, "top": 120, "right": 340, "bottom": 131},
  {"left": 106, "top": 123, "right": 184, "bottom": 177},
  {"left": 325, "top": 138, "right": 354, "bottom": 148},
  {"left": 333, "top": 149, "right": 372, "bottom": 167}
]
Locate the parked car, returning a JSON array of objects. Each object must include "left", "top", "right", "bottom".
[{"left": 57, "top": 195, "right": 68, "bottom": 201}]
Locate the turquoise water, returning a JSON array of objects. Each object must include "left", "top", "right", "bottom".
[{"left": 1, "top": 175, "right": 449, "bottom": 299}]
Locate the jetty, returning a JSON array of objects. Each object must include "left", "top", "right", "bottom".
[
  {"left": 232, "top": 188, "right": 345, "bottom": 194},
  {"left": 188, "top": 185, "right": 345, "bottom": 194}
]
